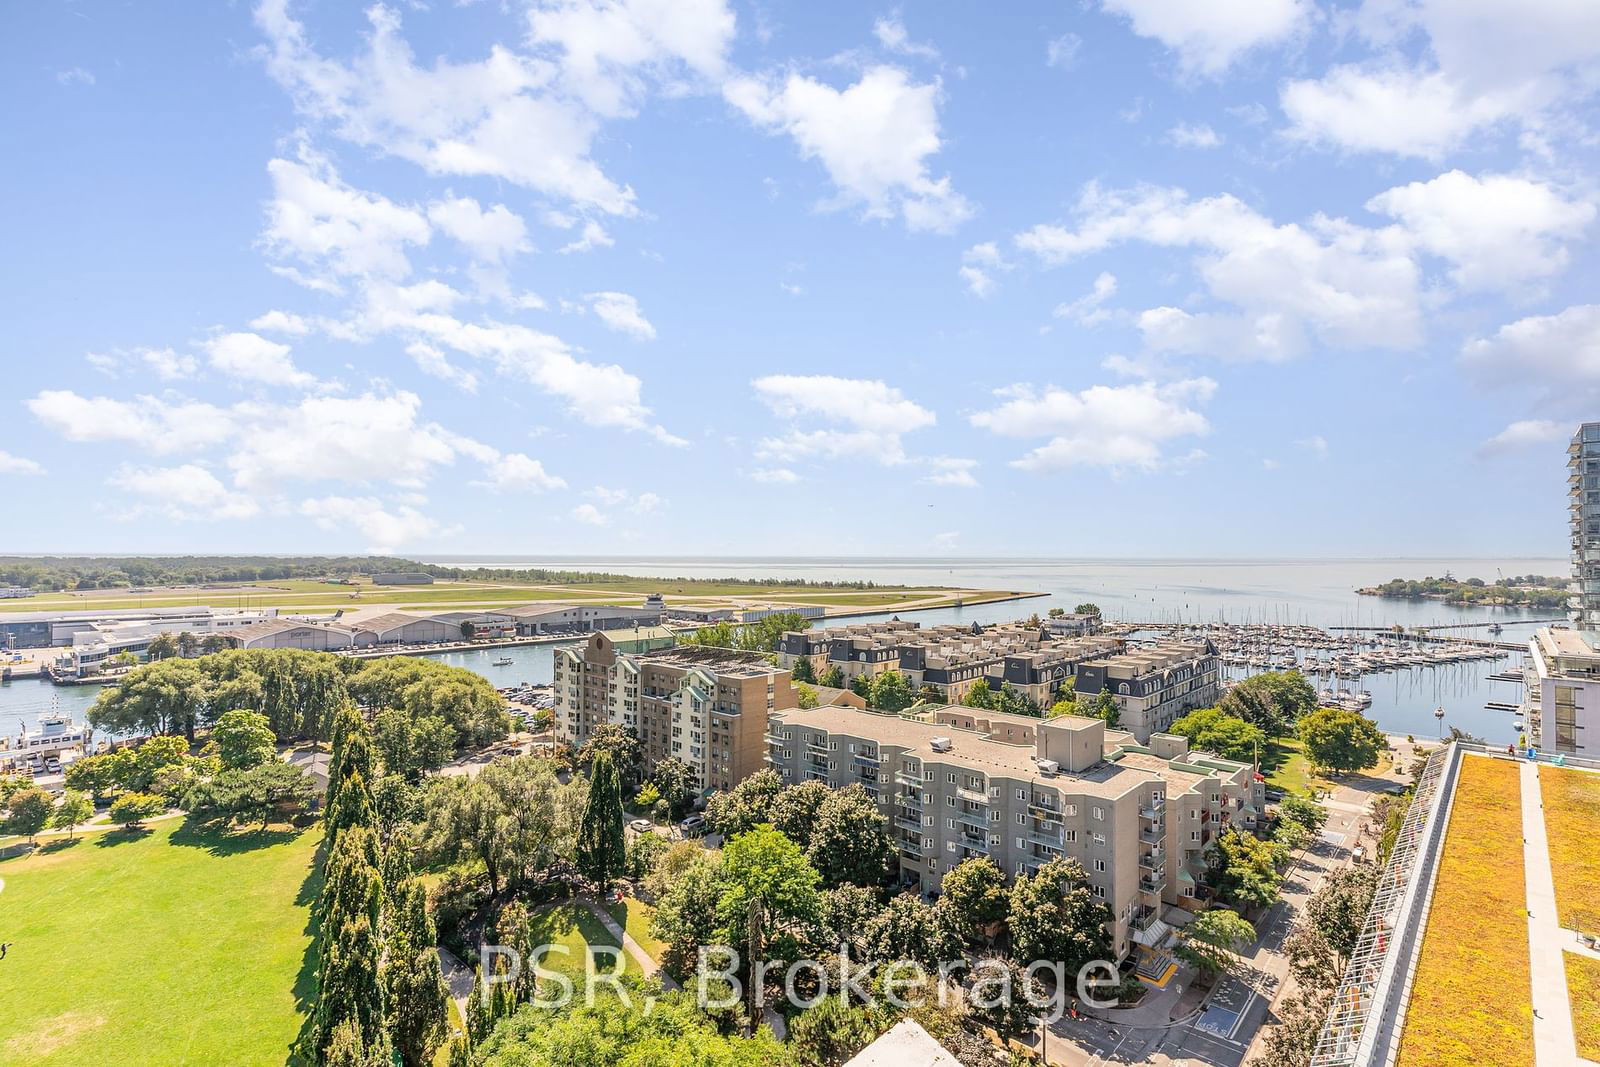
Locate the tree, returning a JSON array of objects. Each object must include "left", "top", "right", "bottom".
[
  {"left": 704, "top": 769, "right": 782, "bottom": 839},
  {"left": 1074, "top": 603, "right": 1101, "bottom": 617},
  {"left": 818, "top": 664, "right": 845, "bottom": 690},
  {"left": 1277, "top": 795, "right": 1328, "bottom": 833},
  {"left": 576, "top": 722, "right": 640, "bottom": 774},
  {"left": 1007, "top": 858, "right": 1113, "bottom": 973},
  {"left": 651, "top": 757, "right": 695, "bottom": 818},
  {"left": 968, "top": 959, "right": 1044, "bottom": 1041},
  {"left": 806, "top": 785, "right": 893, "bottom": 887},
  {"left": 176, "top": 631, "right": 199, "bottom": 658},
  {"left": 212, "top": 709, "right": 277, "bottom": 770},
  {"left": 1219, "top": 671, "right": 1317, "bottom": 739},
  {"left": 1206, "top": 828, "right": 1283, "bottom": 911},
  {"left": 1047, "top": 699, "right": 1079, "bottom": 718},
  {"left": 789, "top": 997, "right": 883, "bottom": 1067},
  {"left": 64, "top": 754, "right": 119, "bottom": 802},
  {"left": 52, "top": 790, "right": 94, "bottom": 839},
  {"left": 147, "top": 632, "right": 178, "bottom": 661},
  {"left": 769, "top": 779, "right": 830, "bottom": 845},
  {"left": 1254, "top": 988, "right": 1333, "bottom": 1067},
  {"left": 1175, "top": 909, "right": 1256, "bottom": 980},
  {"left": 327, "top": 703, "right": 376, "bottom": 831},
  {"left": 109, "top": 792, "right": 166, "bottom": 829},
  {"left": 937, "top": 857, "right": 1009, "bottom": 939},
  {"left": 962, "top": 679, "right": 994, "bottom": 710},
  {"left": 1298, "top": 708, "right": 1386, "bottom": 775},
  {"left": 793, "top": 682, "right": 820, "bottom": 709},
  {"left": 191, "top": 761, "right": 315, "bottom": 829},
  {"left": 199, "top": 633, "right": 228, "bottom": 655},
  {"left": 1169, "top": 709, "right": 1265, "bottom": 762},
  {"left": 1305, "top": 864, "right": 1377, "bottom": 967},
  {"left": 849, "top": 673, "right": 872, "bottom": 699},
  {"left": 314, "top": 825, "right": 387, "bottom": 1059},
  {"left": 385, "top": 877, "right": 450, "bottom": 1067},
  {"left": 869, "top": 670, "right": 914, "bottom": 713},
  {"left": 790, "top": 656, "right": 816, "bottom": 684},
  {"left": 576, "top": 751, "right": 627, "bottom": 892},
  {"left": 864, "top": 893, "right": 960, "bottom": 971},
  {"left": 1090, "top": 687, "right": 1120, "bottom": 727},
  {"left": 716, "top": 825, "right": 822, "bottom": 1014},
  {"left": 649, "top": 850, "right": 723, "bottom": 978},
  {"left": 5, "top": 787, "right": 53, "bottom": 844},
  {"left": 424, "top": 756, "right": 581, "bottom": 895}
]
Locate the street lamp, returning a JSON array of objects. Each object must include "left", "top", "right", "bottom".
[{"left": 1433, "top": 705, "right": 1445, "bottom": 741}]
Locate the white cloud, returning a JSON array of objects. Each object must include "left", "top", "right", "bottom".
[
  {"left": 749, "top": 467, "right": 800, "bottom": 483},
  {"left": 426, "top": 197, "right": 530, "bottom": 262},
  {"left": 57, "top": 67, "right": 95, "bottom": 86},
  {"left": 405, "top": 341, "right": 479, "bottom": 393},
  {"left": 1101, "top": 0, "right": 1310, "bottom": 75},
  {"left": 725, "top": 66, "right": 971, "bottom": 232},
  {"left": 262, "top": 151, "right": 431, "bottom": 286},
  {"left": 1479, "top": 419, "right": 1569, "bottom": 455},
  {"left": 753, "top": 374, "right": 936, "bottom": 466},
  {"left": 959, "top": 242, "right": 1008, "bottom": 297},
  {"left": 1046, "top": 34, "right": 1082, "bottom": 69},
  {"left": 559, "top": 220, "right": 615, "bottom": 254},
  {"left": 931, "top": 530, "right": 960, "bottom": 548},
  {"left": 27, "top": 391, "right": 235, "bottom": 454},
  {"left": 86, "top": 347, "right": 198, "bottom": 381},
  {"left": 0, "top": 451, "right": 44, "bottom": 476},
  {"left": 1297, "top": 434, "right": 1329, "bottom": 457},
  {"left": 1261, "top": 458, "right": 1281, "bottom": 470},
  {"left": 1460, "top": 304, "right": 1600, "bottom": 403},
  {"left": 1365, "top": 170, "right": 1593, "bottom": 291},
  {"left": 1054, "top": 272, "right": 1118, "bottom": 324},
  {"left": 970, "top": 378, "right": 1216, "bottom": 472},
  {"left": 1166, "top": 122, "right": 1222, "bottom": 149},
  {"left": 474, "top": 452, "right": 566, "bottom": 492},
  {"left": 922, "top": 456, "right": 979, "bottom": 488},
  {"left": 874, "top": 14, "right": 939, "bottom": 60},
  {"left": 1281, "top": 67, "right": 1523, "bottom": 159},
  {"left": 300, "top": 494, "right": 444, "bottom": 552},
  {"left": 227, "top": 391, "right": 463, "bottom": 489},
  {"left": 1015, "top": 183, "right": 1421, "bottom": 360},
  {"left": 249, "top": 310, "right": 315, "bottom": 336},
  {"left": 572, "top": 502, "right": 609, "bottom": 525},
  {"left": 117, "top": 464, "right": 261, "bottom": 520},
  {"left": 203, "top": 331, "right": 317, "bottom": 388},
  {"left": 587, "top": 291, "right": 657, "bottom": 340}
]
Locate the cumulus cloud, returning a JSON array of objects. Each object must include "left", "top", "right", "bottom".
[
  {"left": 1166, "top": 122, "right": 1222, "bottom": 148},
  {"left": 1460, "top": 304, "right": 1600, "bottom": 405},
  {"left": 749, "top": 467, "right": 800, "bottom": 483},
  {"left": 300, "top": 494, "right": 445, "bottom": 552},
  {"left": 0, "top": 451, "right": 44, "bottom": 476},
  {"left": 970, "top": 378, "right": 1216, "bottom": 472},
  {"left": 1054, "top": 272, "right": 1118, "bottom": 325},
  {"left": 117, "top": 464, "right": 262, "bottom": 520},
  {"left": 921, "top": 457, "right": 979, "bottom": 488},
  {"left": 426, "top": 196, "right": 531, "bottom": 262},
  {"left": 571, "top": 502, "right": 609, "bottom": 525},
  {"left": 473, "top": 452, "right": 566, "bottom": 492},
  {"left": 1100, "top": 0, "right": 1310, "bottom": 75},
  {"left": 1281, "top": 67, "right": 1526, "bottom": 160},
  {"left": 873, "top": 14, "right": 939, "bottom": 60},
  {"left": 1046, "top": 34, "right": 1082, "bottom": 69},
  {"left": 262, "top": 150, "right": 431, "bottom": 288},
  {"left": 86, "top": 347, "right": 199, "bottom": 381},
  {"left": 587, "top": 291, "right": 657, "bottom": 340},
  {"left": 249, "top": 310, "right": 315, "bottom": 336},
  {"left": 725, "top": 66, "right": 971, "bottom": 232},
  {"left": 203, "top": 331, "right": 317, "bottom": 388},
  {"left": 27, "top": 391, "right": 236, "bottom": 454},
  {"left": 753, "top": 374, "right": 937, "bottom": 465},
  {"left": 959, "top": 242, "right": 1008, "bottom": 297},
  {"left": 1479, "top": 419, "right": 1569, "bottom": 456}
]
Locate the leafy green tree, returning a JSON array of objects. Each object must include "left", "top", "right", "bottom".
[
  {"left": 995, "top": 681, "right": 1036, "bottom": 717},
  {"left": 820, "top": 883, "right": 881, "bottom": 960},
  {"left": 1090, "top": 688, "right": 1120, "bottom": 727},
  {"left": 424, "top": 756, "right": 581, "bottom": 895},
  {"left": 191, "top": 761, "right": 315, "bottom": 829},
  {"left": 716, "top": 825, "right": 822, "bottom": 1013},
  {"left": 651, "top": 757, "right": 695, "bottom": 818},
  {"left": 212, "top": 709, "right": 276, "bottom": 770},
  {"left": 64, "top": 753, "right": 119, "bottom": 802},
  {"left": 869, "top": 670, "right": 914, "bottom": 713},
  {"left": 1176, "top": 909, "right": 1256, "bottom": 980},
  {"left": 1298, "top": 708, "right": 1386, "bottom": 774},
  {"left": 789, "top": 997, "right": 884, "bottom": 1066},
  {"left": 705, "top": 769, "right": 782, "bottom": 839},
  {"left": 806, "top": 785, "right": 893, "bottom": 887},
  {"left": 937, "top": 857, "right": 1009, "bottom": 939},
  {"left": 576, "top": 722, "right": 640, "bottom": 776},
  {"left": 1206, "top": 828, "right": 1284, "bottom": 911},
  {"left": 147, "top": 632, "right": 178, "bottom": 660},
  {"left": 1007, "top": 858, "right": 1112, "bottom": 972},
  {"left": 5, "top": 786, "right": 54, "bottom": 844},
  {"left": 793, "top": 682, "right": 820, "bottom": 709},
  {"left": 576, "top": 751, "right": 627, "bottom": 892},
  {"left": 384, "top": 877, "right": 450, "bottom": 1067},
  {"left": 51, "top": 789, "right": 94, "bottom": 839},
  {"left": 1219, "top": 671, "right": 1316, "bottom": 738},
  {"left": 818, "top": 664, "right": 845, "bottom": 689},
  {"left": 864, "top": 893, "right": 960, "bottom": 971},
  {"left": 849, "top": 672, "right": 873, "bottom": 699},
  {"left": 199, "top": 633, "right": 228, "bottom": 655},
  {"left": 1168, "top": 709, "right": 1265, "bottom": 762},
  {"left": 967, "top": 959, "right": 1044, "bottom": 1041},
  {"left": 790, "top": 656, "right": 816, "bottom": 684},
  {"left": 176, "top": 631, "right": 199, "bottom": 658},
  {"left": 109, "top": 792, "right": 166, "bottom": 829},
  {"left": 1047, "top": 699, "right": 1080, "bottom": 718},
  {"left": 625, "top": 828, "right": 670, "bottom": 879},
  {"left": 649, "top": 850, "right": 723, "bottom": 978},
  {"left": 1278, "top": 794, "right": 1328, "bottom": 832},
  {"left": 1254, "top": 988, "right": 1334, "bottom": 1067},
  {"left": 962, "top": 678, "right": 994, "bottom": 710},
  {"left": 769, "top": 779, "right": 830, "bottom": 845},
  {"left": 327, "top": 703, "right": 376, "bottom": 831},
  {"left": 1074, "top": 603, "right": 1101, "bottom": 617},
  {"left": 1305, "top": 864, "right": 1377, "bottom": 967}
]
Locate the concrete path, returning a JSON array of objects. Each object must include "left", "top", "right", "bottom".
[
  {"left": 1519, "top": 760, "right": 1589, "bottom": 1067},
  {"left": 581, "top": 899, "right": 679, "bottom": 991},
  {"left": 437, "top": 945, "right": 475, "bottom": 1019}
]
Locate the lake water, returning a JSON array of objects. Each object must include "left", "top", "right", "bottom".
[{"left": 1, "top": 556, "right": 1566, "bottom": 748}]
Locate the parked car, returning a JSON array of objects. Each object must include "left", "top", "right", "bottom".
[
  {"left": 679, "top": 814, "right": 707, "bottom": 835},
  {"left": 628, "top": 818, "right": 654, "bottom": 833}
]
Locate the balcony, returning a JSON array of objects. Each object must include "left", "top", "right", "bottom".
[
  {"left": 1027, "top": 798, "right": 1063, "bottom": 820},
  {"left": 895, "top": 771, "right": 923, "bottom": 789},
  {"left": 1130, "top": 906, "right": 1161, "bottom": 932},
  {"left": 1140, "top": 848, "right": 1164, "bottom": 870},
  {"left": 1139, "top": 805, "right": 1164, "bottom": 821},
  {"left": 806, "top": 741, "right": 830, "bottom": 755},
  {"left": 894, "top": 791, "right": 922, "bottom": 809},
  {"left": 1139, "top": 875, "right": 1164, "bottom": 894},
  {"left": 955, "top": 786, "right": 989, "bottom": 805},
  {"left": 894, "top": 816, "right": 924, "bottom": 833},
  {"left": 853, "top": 751, "right": 881, "bottom": 765},
  {"left": 1027, "top": 827, "right": 1063, "bottom": 848},
  {"left": 1139, "top": 827, "right": 1163, "bottom": 844}
]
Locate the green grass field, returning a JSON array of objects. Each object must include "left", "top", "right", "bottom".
[
  {"left": 605, "top": 894, "right": 666, "bottom": 962},
  {"left": 524, "top": 904, "right": 637, "bottom": 980},
  {"left": 0, "top": 819, "right": 321, "bottom": 1066},
  {"left": 1261, "top": 739, "right": 1329, "bottom": 797}
]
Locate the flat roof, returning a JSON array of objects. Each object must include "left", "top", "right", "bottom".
[
  {"left": 636, "top": 644, "right": 784, "bottom": 676},
  {"left": 1535, "top": 626, "right": 1600, "bottom": 662}
]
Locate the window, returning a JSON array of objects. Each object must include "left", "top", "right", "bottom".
[
  {"left": 1016, "top": 813, "right": 1025, "bottom": 824},
  {"left": 946, "top": 796, "right": 955, "bottom": 807},
  {"left": 1093, "top": 885, "right": 1106, "bottom": 898},
  {"left": 1065, "top": 804, "right": 1077, "bottom": 817},
  {"left": 1555, "top": 685, "right": 1579, "bottom": 749},
  {"left": 1016, "top": 788, "right": 1026, "bottom": 800},
  {"left": 1064, "top": 830, "right": 1077, "bottom": 843},
  {"left": 783, "top": 749, "right": 791, "bottom": 759},
  {"left": 924, "top": 816, "right": 933, "bottom": 827},
  {"left": 1092, "top": 806, "right": 1104, "bottom": 820},
  {"left": 946, "top": 818, "right": 956, "bottom": 829},
  {"left": 946, "top": 842, "right": 956, "bottom": 853},
  {"left": 923, "top": 838, "right": 933, "bottom": 848},
  {"left": 1190, "top": 830, "right": 1201, "bottom": 842},
  {"left": 1093, "top": 858, "right": 1106, "bottom": 873},
  {"left": 1091, "top": 831, "right": 1106, "bottom": 846},
  {"left": 948, "top": 772, "right": 957, "bottom": 783}
]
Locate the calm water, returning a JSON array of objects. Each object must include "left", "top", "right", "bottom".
[{"left": 1, "top": 557, "right": 1566, "bottom": 747}]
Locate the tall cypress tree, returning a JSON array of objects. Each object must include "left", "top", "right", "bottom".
[
  {"left": 576, "top": 750, "right": 627, "bottom": 893},
  {"left": 384, "top": 877, "right": 449, "bottom": 1067},
  {"left": 326, "top": 703, "right": 374, "bottom": 822},
  {"left": 314, "top": 825, "right": 387, "bottom": 1060}
]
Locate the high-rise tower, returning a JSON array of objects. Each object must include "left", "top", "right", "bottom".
[{"left": 1571, "top": 422, "right": 1600, "bottom": 630}]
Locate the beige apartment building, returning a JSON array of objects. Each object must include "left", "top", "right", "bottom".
[
  {"left": 776, "top": 619, "right": 1125, "bottom": 706},
  {"left": 1071, "top": 640, "right": 1221, "bottom": 741},
  {"left": 765, "top": 703, "right": 1263, "bottom": 963},
  {"left": 553, "top": 633, "right": 796, "bottom": 795}
]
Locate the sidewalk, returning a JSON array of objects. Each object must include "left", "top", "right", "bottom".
[
  {"left": 1519, "top": 760, "right": 1586, "bottom": 1067},
  {"left": 581, "top": 899, "right": 679, "bottom": 991}
]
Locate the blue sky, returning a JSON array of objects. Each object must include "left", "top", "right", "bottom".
[{"left": 2, "top": 0, "right": 1597, "bottom": 558}]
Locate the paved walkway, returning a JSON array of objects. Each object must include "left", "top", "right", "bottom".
[
  {"left": 437, "top": 945, "right": 475, "bottom": 1019},
  {"left": 1519, "top": 761, "right": 1593, "bottom": 1067},
  {"left": 581, "top": 899, "right": 679, "bottom": 991}
]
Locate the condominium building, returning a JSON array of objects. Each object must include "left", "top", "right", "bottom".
[
  {"left": 552, "top": 633, "right": 796, "bottom": 795},
  {"left": 1571, "top": 421, "right": 1600, "bottom": 629},
  {"left": 1072, "top": 640, "right": 1222, "bottom": 741},
  {"left": 776, "top": 620, "right": 1125, "bottom": 707},
  {"left": 765, "top": 703, "right": 1263, "bottom": 962},
  {"left": 1524, "top": 627, "right": 1597, "bottom": 757}
]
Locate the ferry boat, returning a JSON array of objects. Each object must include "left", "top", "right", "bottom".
[
  {"left": 0, "top": 715, "right": 91, "bottom": 777},
  {"left": 491, "top": 656, "right": 515, "bottom": 667}
]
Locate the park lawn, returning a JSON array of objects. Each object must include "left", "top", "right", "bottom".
[
  {"left": 605, "top": 894, "right": 667, "bottom": 962},
  {"left": 0, "top": 818, "right": 321, "bottom": 1067},
  {"left": 524, "top": 904, "right": 637, "bottom": 981},
  {"left": 1262, "top": 739, "right": 1331, "bottom": 797},
  {"left": 1538, "top": 764, "right": 1600, "bottom": 934},
  {"left": 1396, "top": 755, "right": 1532, "bottom": 1067},
  {"left": 1566, "top": 952, "right": 1600, "bottom": 1060}
]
